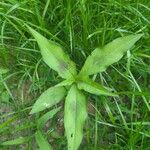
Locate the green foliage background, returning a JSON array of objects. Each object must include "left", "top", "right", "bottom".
[{"left": 0, "top": 0, "right": 150, "bottom": 150}]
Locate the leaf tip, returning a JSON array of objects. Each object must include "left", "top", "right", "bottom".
[
  {"left": 136, "top": 33, "right": 144, "bottom": 39},
  {"left": 29, "top": 109, "right": 35, "bottom": 115}
]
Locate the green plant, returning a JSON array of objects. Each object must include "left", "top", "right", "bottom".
[
  {"left": 0, "top": 68, "right": 10, "bottom": 103},
  {"left": 27, "top": 25, "right": 143, "bottom": 150}
]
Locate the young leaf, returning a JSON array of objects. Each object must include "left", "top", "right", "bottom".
[
  {"left": 55, "top": 79, "right": 74, "bottom": 87},
  {"left": 77, "top": 77, "right": 117, "bottom": 96},
  {"left": 37, "top": 107, "right": 61, "bottom": 129},
  {"left": 64, "top": 85, "right": 87, "bottom": 150},
  {"left": 80, "top": 34, "right": 143, "bottom": 76},
  {"left": 35, "top": 130, "right": 52, "bottom": 150},
  {"left": 30, "top": 86, "right": 66, "bottom": 114},
  {"left": 27, "top": 26, "right": 77, "bottom": 79}
]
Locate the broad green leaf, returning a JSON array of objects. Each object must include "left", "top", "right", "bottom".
[
  {"left": 30, "top": 86, "right": 66, "bottom": 114},
  {"left": 77, "top": 77, "right": 117, "bottom": 96},
  {"left": 80, "top": 34, "right": 143, "bottom": 76},
  {"left": 35, "top": 130, "right": 52, "bottom": 150},
  {"left": 64, "top": 85, "right": 87, "bottom": 150},
  {"left": 27, "top": 26, "right": 77, "bottom": 79},
  {"left": 37, "top": 107, "right": 61, "bottom": 129},
  {"left": 1, "top": 136, "right": 30, "bottom": 145}
]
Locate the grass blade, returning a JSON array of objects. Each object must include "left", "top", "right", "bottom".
[
  {"left": 37, "top": 107, "right": 61, "bottom": 129},
  {"left": 1, "top": 136, "right": 30, "bottom": 145}
]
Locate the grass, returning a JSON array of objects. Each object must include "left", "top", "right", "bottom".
[{"left": 0, "top": 0, "right": 150, "bottom": 149}]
